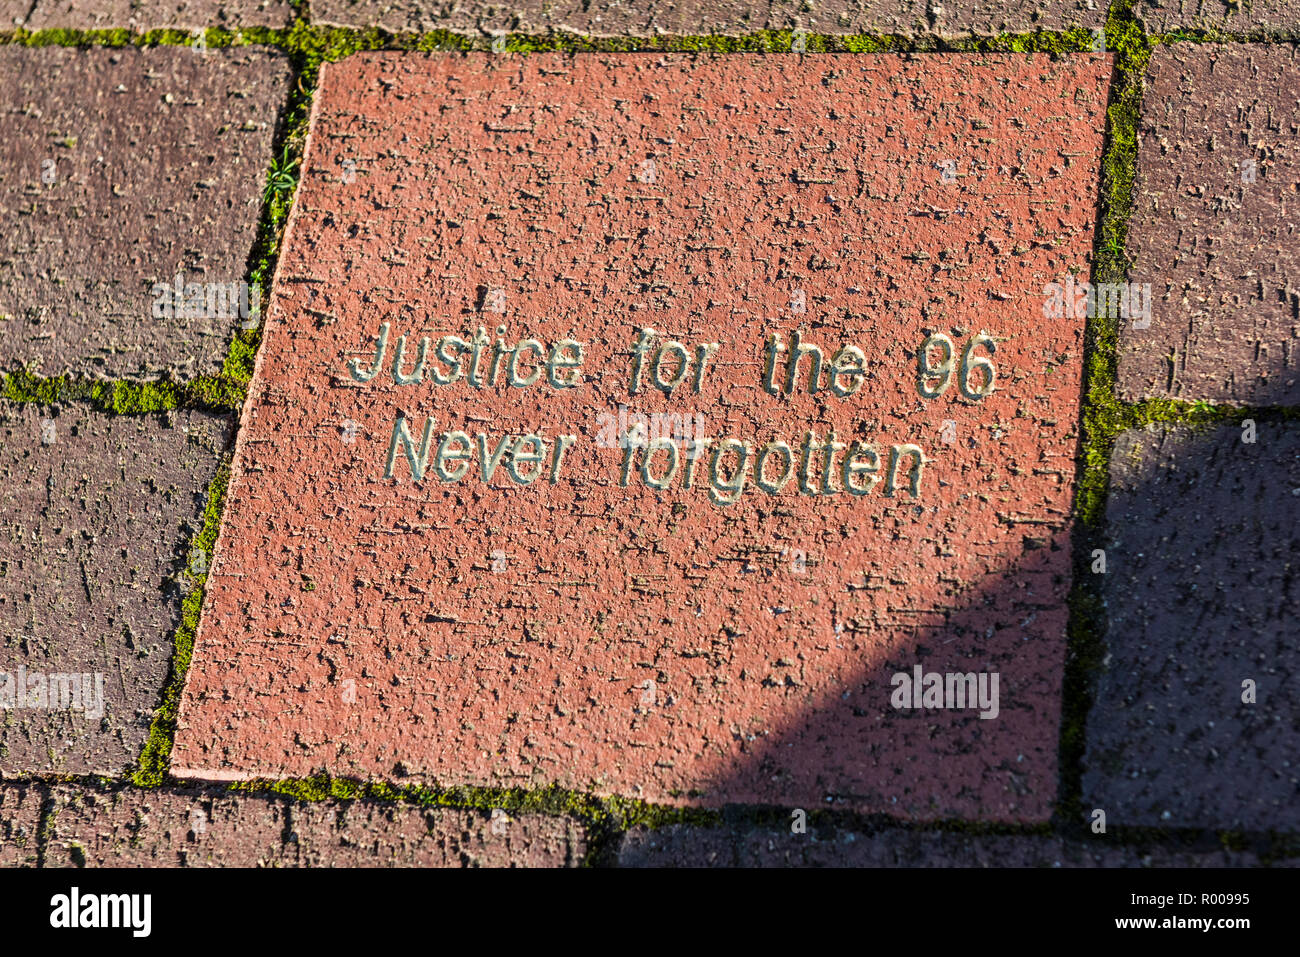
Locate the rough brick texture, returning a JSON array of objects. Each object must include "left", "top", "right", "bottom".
[
  {"left": 286, "top": 800, "right": 584, "bottom": 866},
  {"left": 174, "top": 52, "right": 1110, "bottom": 822},
  {"left": 0, "top": 1, "right": 29, "bottom": 28},
  {"left": 315, "top": 0, "right": 1106, "bottom": 36},
  {"left": 618, "top": 823, "right": 1270, "bottom": 867},
  {"left": 24, "top": 0, "right": 293, "bottom": 30},
  {"left": 43, "top": 786, "right": 584, "bottom": 866},
  {"left": 1084, "top": 423, "right": 1300, "bottom": 830},
  {"left": 1136, "top": 0, "right": 1300, "bottom": 34},
  {"left": 0, "top": 403, "right": 230, "bottom": 774},
  {"left": 1121, "top": 44, "right": 1300, "bottom": 406},
  {"left": 0, "top": 782, "right": 44, "bottom": 866},
  {"left": 0, "top": 45, "right": 292, "bottom": 381},
  {"left": 44, "top": 786, "right": 287, "bottom": 866}
]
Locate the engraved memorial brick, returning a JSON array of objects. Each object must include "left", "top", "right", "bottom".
[{"left": 173, "top": 53, "right": 1111, "bottom": 821}]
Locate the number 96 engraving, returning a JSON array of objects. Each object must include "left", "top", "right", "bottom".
[{"left": 917, "top": 332, "right": 997, "bottom": 400}]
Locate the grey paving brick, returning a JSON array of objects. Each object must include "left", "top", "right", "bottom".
[
  {"left": 618, "top": 823, "right": 1268, "bottom": 866},
  {"left": 286, "top": 801, "right": 585, "bottom": 867},
  {"left": 0, "top": 44, "right": 292, "bottom": 381},
  {"left": 44, "top": 786, "right": 289, "bottom": 866},
  {"left": 1084, "top": 422, "right": 1300, "bottom": 830},
  {"left": 0, "top": 403, "right": 230, "bottom": 774},
  {"left": 313, "top": 0, "right": 1105, "bottom": 37},
  {"left": 0, "top": 782, "right": 44, "bottom": 866},
  {"left": 0, "top": 2, "right": 30, "bottom": 28},
  {"left": 1137, "top": 0, "right": 1300, "bottom": 34},
  {"left": 1121, "top": 43, "right": 1300, "bottom": 405},
  {"left": 43, "top": 786, "right": 585, "bottom": 866},
  {"left": 25, "top": 0, "right": 293, "bottom": 31}
]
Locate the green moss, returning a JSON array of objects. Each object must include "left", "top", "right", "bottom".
[
  {"left": 275, "top": 25, "right": 1108, "bottom": 56},
  {"left": 5, "top": 16, "right": 1294, "bottom": 57},
  {"left": 224, "top": 772, "right": 723, "bottom": 865},
  {"left": 1048, "top": 1, "right": 1300, "bottom": 833},
  {"left": 0, "top": 20, "right": 1153, "bottom": 60},
  {"left": 1054, "top": 0, "right": 1148, "bottom": 830},
  {"left": 0, "top": 26, "right": 293, "bottom": 49},
  {"left": 131, "top": 461, "right": 232, "bottom": 788},
  {"left": 0, "top": 368, "right": 242, "bottom": 414},
  {"left": 1155, "top": 26, "right": 1300, "bottom": 45},
  {"left": 126, "top": 20, "right": 313, "bottom": 784}
]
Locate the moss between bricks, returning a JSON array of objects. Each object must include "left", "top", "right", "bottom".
[
  {"left": 1056, "top": 0, "right": 1300, "bottom": 843},
  {"left": 1156, "top": 27, "right": 1300, "bottom": 45},
  {"left": 0, "top": 368, "right": 244, "bottom": 414},
  {"left": 119, "top": 17, "right": 309, "bottom": 798},
  {"left": 226, "top": 774, "right": 721, "bottom": 866},
  {"left": 17, "top": 770, "right": 1295, "bottom": 866},
  {"left": 1055, "top": 0, "right": 1147, "bottom": 836},
  {"left": 3, "top": 22, "right": 1297, "bottom": 56},
  {"left": 224, "top": 773, "right": 1300, "bottom": 865},
  {"left": 0, "top": 23, "right": 1109, "bottom": 56},
  {"left": 2, "top": 12, "right": 1299, "bottom": 865},
  {"left": 131, "top": 459, "right": 232, "bottom": 789}
]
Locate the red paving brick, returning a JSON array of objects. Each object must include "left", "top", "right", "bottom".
[
  {"left": 315, "top": 0, "right": 1105, "bottom": 35},
  {"left": 42, "top": 786, "right": 583, "bottom": 866},
  {"left": 24, "top": 0, "right": 293, "bottom": 30},
  {"left": 0, "top": 403, "right": 230, "bottom": 774},
  {"left": 0, "top": 45, "right": 292, "bottom": 381},
  {"left": 1121, "top": 43, "right": 1300, "bottom": 406},
  {"left": 172, "top": 52, "right": 1110, "bottom": 819},
  {"left": 617, "top": 823, "right": 1272, "bottom": 867},
  {"left": 0, "top": 783, "right": 44, "bottom": 867}
]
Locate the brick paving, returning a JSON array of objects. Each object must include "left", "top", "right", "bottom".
[
  {"left": 313, "top": 0, "right": 1106, "bottom": 35},
  {"left": 23, "top": 1, "right": 294, "bottom": 31},
  {"left": 617, "top": 823, "right": 1268, "bottom": 867},
  {"left": 0, "top": 782, "right": 42, "bottom": 867},
  {"left": 0, "top": 403, "right": 230, "bottom": 774},
  {"left": 1120, "top": 44, "right": 1300, "bottom": 406},
  {"left": 0, "top": 45, "right": 291, "bottom": 382},
  {"left": 1135, "top": 0, "right": 1300, "bottom": 34},
  {"left": 1, "top": 4, "right": 1298, "bottom": 868},
  {"left": 171, "top": 51, "right": 1108, "bottom": 820},
  {"left": 39, "top": 785, "right": 584, "bottom": 866},
  {"left": 1084, "top": 422, "right": 1300, "bottom": 831},
  {"left": 0, "top": 2, "right": 27, "bottom": 29}
]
